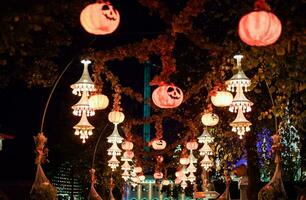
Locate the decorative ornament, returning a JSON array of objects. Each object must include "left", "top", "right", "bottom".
[
  {"left": 199, "top": 143, "right": 213, "bottom": 156},
  {"left": 226, "top": 55, "right": 251, "bottom": 92},
  {"left": 229, "top": 85, "right": 253, "bottom": 113},
  {"left": 121, "top": 170, "right": 129, "bottom": 181},
  {"left": 72, "top": 91, "right": 95, "bottom": 116},
  {"left": 121, "top": 161, "right": 131, "bottom": 171},
  {"left": 152, "top": 139, "right": 167, "bottom": 150},
  {"left": 80, "top": 2, "right": 120, "bottom": 35},
  {"left": 175, "top": 177, "right": 182, "bottom": 185},
  {"left": 122, "top": 150, "right": 134, "bottom": 160},
  {"left": 181, "top": 180, "right": 187, "bottom": 189},
  {"left": 198, "top": 128, "right": 214, "bottom": 144},
  {"left": 108, "top": 111, "right": 125, "bottom": 124},
  {"left": 211, "top": 91, "right": 233, "bottom": 107},
  {"left": 152, "top": 83, "right": 183, "bottom": 108},
  {"left": 201, "top": 113, "right": 219, "bottom": 126},
  {"left": 188, "top": 150, "right": 198, "bottom": 164},
  {"left": 186, "top": 141, "right": 198, "bottom": 150},
  {"left": 108, "top": 154, "right": 120, "bottom": 171},
  {"left": 238, "top": 0, "right": 282, "bottom": 47},
  {"left": 201, "top": 154, "right": 213, "bottom": 170},
  {"left": 134, "top": 166, "right": 143, "bottom": 174},
  {"left": 162, "top": 179, "right": 171, "bottom": 186},
  {"left": 121, "top": 140, "right": 134, "bottom": 151},
  {"left": 71, "top": 60, "right": 95, "bottom": 96},
  {"left": 73, "top": 111, "right": 94, "bottom": 143},
  {"left": 107, "top": 124, "right": 124, "bottom": 144},
  {"left": 179, "top": 157, "right": 190, "bottom": 166},
  {"left": 186, "top": 162, "right": 197, "bottom": 173},
  {"left": 188, "top": 172, "right": 196, "bottom": 183},
  {"left": 139, "top": 174, "right": 146, "bottom": 181},
  {"left": 89, "top": 93, "right": 109, "bottom": 110},
  {"left": 230, "top": 107, "right": 252, "bottom": 139},
  {"left": 107, "top": 142, "right": 122, "bottom": 156}
]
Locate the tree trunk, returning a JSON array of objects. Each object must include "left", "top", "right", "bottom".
[{"left": 246, "top": 132, "right": 261, "bottom": 200}]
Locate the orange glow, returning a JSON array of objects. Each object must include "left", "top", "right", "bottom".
[
  {"left": 238, "top": 11, "right": 282, "bottom": 46},
  {"left": 152, "top": 84, "right": 183, "bottom": 108},
  {"left": 80, "top": 2, "right": 120, "bottom": 35}
]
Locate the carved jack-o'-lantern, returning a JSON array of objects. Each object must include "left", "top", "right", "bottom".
[
  {"left": 121, "top": 141, "right": 133, "bottom": 151},
  {"left": 152, "top": 84, "right": 183, "bottom": 108},
  {"left": 238, "top": 11, "right": 282, "bottom": 46},
  {"left": 186, "top": 141, "right": 199, "bottom": 150},
  {"left": 152, "top": 139, "right": 167, "bottom": 150},
  {"left": 80, "top": 2, "right": 120, "bottom": 35}
]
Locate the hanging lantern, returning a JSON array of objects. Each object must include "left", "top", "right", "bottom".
[
  {"left": 201, "top": 155, "right": 213, "bottom": 170},
  {"left": 121, "top": 161, "right": 131, "bottom": 171},
  {"left": 107, "top": 124, "right": 123, "bottom": 144},
  {"left": 134, "top": 166, "right": 143, "bottom": 174},
  {"left": 238, "top": 11, "right": 282, "bottom": 46},
  {"left": 89, "top": 93, "right": 109, "bottom": 110},
  {"left": 179, "top": 157, "right": 190, "bottom": 165},
  {"left": 188, "top": 150, "right": 198, "bottom": 163},
  {"left": 80, "top": 2, "right": 120, "bottom": 35},
  {"left": 201, "top": 113, "right": 219, "bottom": 126},
  {"left": 186, "top": 141, "right": 198, "bottom": 150},
  {"left": 123, "top": 150, "right": 134, "bottom": 160},
  {"left": 121, "top": 140, "right": 134, "bottom": 151},
  {"left": 211, "top": 91, "right": 233, "bottom": 107},
  {"left": 122, "top": 170, "right": 129, "bottom": 181},
  {"left": 186, "top": 162, "right": 197, "bottom": 173},
  {"left": 108, "top": 111, "right": 125, "bottom": 124},
  {"left": 108, "top": 154, "right": 120, "bottom": 171},
  {"left": 229, "top": 86, "right": 253, "bottom": 113},
  {"left": 199, "top": 143, "right": 213, "bottom": 156},
  {"left": 72, "top": 91, "right": 95, "bottom": 116},
  {"left": 71, "top": 60, "right": 95, "bottom": 96},
  {"left": 152, "top": 84, "right": 184, "bottom": 108},
  {"left": 225, "top": 55, "right": 251, "bottom": 92},
  {"left": 131, "top": 176, "right": 140, "bottom": 184},
  {"left": 153, "top": 172, "right": 163, "bottom": 179},
  {"left": 107, "top": 142, "right": 122, "bottom": 156},
  {"left": 230, "top": 107, "right": 252, "bottom": 139},
  {"left": 198, "top": 128, "right": 214, "bottom": 144},
  {"left": 73, "top": 111, "right": 94, "bottom": 143},
  {"left": 152, "top": 139, "right": 167, "bottom": 150}
]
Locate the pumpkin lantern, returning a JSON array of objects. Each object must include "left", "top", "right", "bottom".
[
  {"left": 186, "top": 141, "right": 199, "bottom": 150},
  {"left": 80, "top": 2, "right": 120, "bottom": 35},
  {"left": 89, "top": 93, "right": 109, "bottom": 110},
  {"left": 152, "top": 139, "right": 167, "bottom": 150},
  {"left": 152, "top": 83, "right": 183, "bottom": 108},
  {"left": 108, "top": 111, "right": 125, "bottom": 124},
  {"left": 238, "top": 10, "right": 282, "bottom": 46},
  {"left": 153, "top": 172, "right": 163, "bottom": 179},
  {"left": 123, "top": 150, "right": 134, "bottom": 160},
  {"left": 211, "top": 91, "right": 233, "bottom": 107},
  {"left": 201, "top": 113, "right": 219, "bottom": 126},
  {"left": 121, "top": 141, "right": 133, "bottom": 151}
]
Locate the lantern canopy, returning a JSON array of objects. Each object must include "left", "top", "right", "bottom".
[
  {"left": 201, "top": 154, "right": 213, "bottom": 170},
  {"left": 198, "top": 128, "right": 214, "bottom": 144},
  {"left": 199, "top": 143, "right": 213, "bottom": 156},
  {"left": 72, "top": 91, "right": 95, "bottom": 116},
  {"left": 230, "top": 107, "right": 252, "bottom": 139},
  {"left": 229, "top": 85, "right": 253, "bottom": 113},
  {"left": 107, "top": 124, "right": 124, "bottom": 144},
  {"left": 71, "top": 60, "right": 95, "bottom": 96},
  {"left": 226, "top": 55, "right": 251, "bottom": 92},
  {"left": 211, "top": 91, "right": 233, "bottom": 107},
  {"left": 73, "top": 111, "right": 94, "bottom": 143},
  {"left": 108, "top": 154, "right": 120, "bottom": 171},
  {"left": 107, "top": 142, "right": 122, "bottom": 156}
]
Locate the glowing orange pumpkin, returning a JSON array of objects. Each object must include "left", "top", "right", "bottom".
[
  {"left": 123, "top": 150, "right": 134, "bottom": 159},
  {"left": 186, "top": 141, "right": 198, "bottom": 150},
  {"left": 152, "top": 139, "right": 167, "bottom": 150},
  {"left": 152, "top": 84, "right": 183, "bottom": 108},
  {"left": 80, "top": 2, "right": 120, "bottom": 35},
  {"left": 153, "top": 172, "right": 163, "bottom": 179},
  {"left": 238, "top": 11, "right": 282, "bottom": 46},
  {"left": 121, "top": 141, "right": 133, "bottom": 151}
]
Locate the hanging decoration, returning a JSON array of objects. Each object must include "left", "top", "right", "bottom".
[
  {"left": 80, "top": 2, "right": 120, "bottom": 35},
  {"left": 210, "top": 82, "right": 233, "bottom": 107},
  {"left": 226, "top": 54, "right": 253, "bottom": 139},
  {"left": 71, "top": 60, "right": 96, "bottom": 96},
  {"left": 201, "top": 113, "right": 219, "bottom": 126},
  {"left": 73, "top": 105, "right": 95, "bottom": 143},
  {"left": 238, "top": 0, "right": 282, "bottom": 46},
  {"left": 150, "top": 119, "right": 167, "bottom": 150},
  {"left": 72, "top": 91, "right": 95, "bottom": 116},
  {"left": 152, "top": 83, "right": 184, "bottom": 108},
  {"left": 89, "top": 93, "right": 109, "bottom": 110},
  {"left": 198, "top": 126, "right": 214, "bottom": 171}
]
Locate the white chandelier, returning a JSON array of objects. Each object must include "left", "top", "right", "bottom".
[
  {"left": 201, "top": 154, "right": 213, "bottom": 170},
  {"left": 73, "top": 111, "right": 94, "bottom": 143},
  {"left": 230, "top": 107, "right": 252, "bottom": 139},
  {"left": 72, "top": 91, "right": 95, "bottom": 116}
]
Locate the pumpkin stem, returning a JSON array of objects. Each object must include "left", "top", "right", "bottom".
[{"left": 254, "top": 0, "right": 271, "bottom": 11}]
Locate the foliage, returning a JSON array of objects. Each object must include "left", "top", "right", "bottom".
[{"left": 30, "top": 184, "right": 57, "bottom": 200}]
